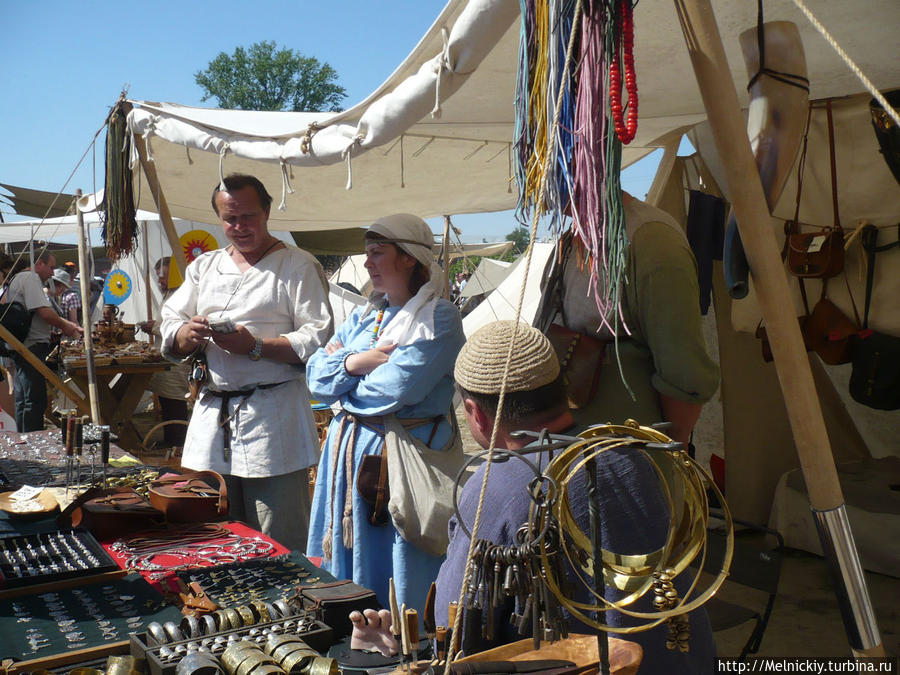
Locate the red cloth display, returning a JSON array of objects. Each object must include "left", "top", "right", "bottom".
[{"left": 101, "top": 521, "right": 290, "bottom": 594}]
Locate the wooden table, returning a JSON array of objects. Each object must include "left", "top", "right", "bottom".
[{"left": 64, "top": 361, "right": 171, "bottom": 453}]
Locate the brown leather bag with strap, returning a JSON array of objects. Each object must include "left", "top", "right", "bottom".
[{"left": 148, "top": 470, "right": 229, "bottom": 523}]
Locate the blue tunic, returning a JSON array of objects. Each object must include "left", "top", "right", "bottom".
[{"left": 306, "top": 299, "right": 465, "bottom": 610}]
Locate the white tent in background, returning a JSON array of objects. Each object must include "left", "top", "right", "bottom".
[
  {"left": 460, "top": 257, "right": 513, "bottom": 299},
  {"left": 461, "top": 243, "right": 554, "bottom": 337}
]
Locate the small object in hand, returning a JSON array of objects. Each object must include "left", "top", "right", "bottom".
[{"left": 208, "top": 317, "right": 238, "bottom": 334}]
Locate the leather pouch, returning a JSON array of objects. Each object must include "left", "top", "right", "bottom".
[
  {"left": 148, "top": 470, "right": 228, "bottom": 523},
  {"left": 546, "top": 323, "right": 607, "bottom": 408},
  {"left": 803, "top": 297, "right": 857, "bottom": 365},
  {"left": 755, "top": 316, "right": 813, "bottom": 363},
  {"left": 787, "top": 224, "right": 845, "bottom": 278},
  {"left": 356, "top": 452, "right": 390, "bottom": 526},
  {"left": 59, "top": 487, "right": 165, "bottom": 542},
  {"left": 297, "top": 579, "right": 378, "bottom": 639}
]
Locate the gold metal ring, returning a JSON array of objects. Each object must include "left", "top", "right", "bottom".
[
  {"left": 236, "top": 605, "right": 256, "bottom": 627},
  {"left": 236, "top": 654, "right": 276, "bottom": 675},
  {"left": 251, "top": 600, "right": 270, "bottom": 623},
  {"left": 274, "top": 643, "right": 316, "bottom": 664},
  {"left": 224, "top": 608, "right": 242, "bottom": 631},
  {"left": 306, "top": 657, "right": 338, "bottom": 675},
  {"left": 221, "top": 641, "right": 260, "bottom": 673},
  {"left": 280, "top": 649, "right": 319, "bottom": 674}
]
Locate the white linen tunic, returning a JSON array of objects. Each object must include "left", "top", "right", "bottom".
[{"left": 160, "top": 246, "right": 333, "bottom": 478}]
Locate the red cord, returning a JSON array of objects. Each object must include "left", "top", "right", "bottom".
[{"left": 609, "top": 0, "right": 637, "bottom": 144}]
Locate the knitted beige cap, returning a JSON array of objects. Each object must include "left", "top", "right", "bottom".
[{"left": 455, "top": 321, "right": 560, "bottom": 394}]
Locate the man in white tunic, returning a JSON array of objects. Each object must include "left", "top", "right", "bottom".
[{"left": 160, "top": 174, "right": 333, "bottom": 551}]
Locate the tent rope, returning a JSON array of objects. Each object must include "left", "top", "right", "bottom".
[
  {"left": 277, "top": 159, "right": 296, "bottom": 211},
  {"left": 217, "top": 144, "right": 230, "bottom": 191},
  {"left": 790, "top": 0, "right": 899, "bottom": 127}
]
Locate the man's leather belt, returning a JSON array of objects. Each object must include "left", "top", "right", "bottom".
[{"left": 208, "top": 380, "right": 291, "bottom": 461}]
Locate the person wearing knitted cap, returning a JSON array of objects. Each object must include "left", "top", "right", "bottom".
[
  {"left": 306, "top": 213, "right": 466, "bottom": 611},
  {"left": 431, "top": 320, "right": 715, "bottom": 673}
]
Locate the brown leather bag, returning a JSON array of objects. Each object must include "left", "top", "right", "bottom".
[
  {"left": 786, "top": 225, "right": 845, "bottom": 278},
  {"left": 148, "top": 470, "right": 228, "bottom": 523},
  {"left": 804, "top": 297, "right": 858, "bottom": 365},
  {"left": 785, "top": 100, "right": 845, "bottom": 279},
  {"left": 59, "top": 487, "right": 165, "bottom": 542},
  {"left": 546, "top": 323, "right": 607, "bottom": 408},
  {"left": 356, "top": 451, "right": 390, "bottom": 526}
]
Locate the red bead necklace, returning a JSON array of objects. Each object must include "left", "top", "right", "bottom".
[{"left": 609, "top": 0, "right": 638, "bottom": 144}]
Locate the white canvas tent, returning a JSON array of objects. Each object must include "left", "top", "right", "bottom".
[
  {"left": 460, "top": 256, "right": 513, "bottom": 299},
  {"left": 124, "top": 1, "right": 899, "bottom": 231}
]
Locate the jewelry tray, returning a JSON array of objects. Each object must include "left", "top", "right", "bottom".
[
  {"left": 131, "top": 613, "right": 333, "bottom": 675},
  {"left": 0, "top": 528, "right": 119, "bottom": 589}
]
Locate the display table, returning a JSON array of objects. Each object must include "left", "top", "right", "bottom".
[{"left": 64, "top": 361, "right": 172, "bottom": 452}]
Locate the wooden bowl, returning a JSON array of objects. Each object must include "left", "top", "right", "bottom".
[{"left": 0, "top": 489, "right": 60, "bottom": 519}]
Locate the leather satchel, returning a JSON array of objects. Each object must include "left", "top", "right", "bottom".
[
  {"left": 148, "top": 470, "right": 228, "bottom": 523},
  {"left": 546, "top": 323, "right": 607, "bottom": 408},
  {"left": 803, "top": 297, "right": 857, "bottom": 365},
  {"left": 297, "top": 579, "right": 378, "bottom": 639},
  {"left": 356, "top": 451, "right": 390, "bottom": 526},
  {"left": 59, "top": 487, "right": 165, "bottom": 542},
  {"left": 785, "top": 100, "right": 845, "bottom": 280}
]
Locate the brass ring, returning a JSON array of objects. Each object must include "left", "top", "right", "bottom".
[
  {"left": 224, "top": 608, "right": 242, "bottom": 630},
  {"left": 273, "top": 643, "right": 315, "bottom": 663},
  {"left": 306, "top": 657, "right": 338, "bottom": 675},
  {"left": 251, "top": 600, "right": 270, "bottom": 623},
  {"left": 280, "top": 649, "right": 318, "bottom": 674},
  {"left": 236, "top": 654, "right": 276, "bottom": 675},
  {"left": 213, "top": 609, "right": 229, "bottom": 632},
  {"left": 221, "top": 641, "right": 260, "bottom": 673},
  {"left": 264, "top": 632, "right": 307, "bottom": 655},
  {"left": 236, "top": 605, "right": 256, "bottom": 627},
  {"left": 273, "top": 599, "right": 292, "bottom": 618},
  {"left": 251, "top": 667, "right": 284, "bottom": 675}
]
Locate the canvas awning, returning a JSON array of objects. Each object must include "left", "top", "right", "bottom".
[{"left": 124, "top": 0, "right": 900, "bottom": 231}]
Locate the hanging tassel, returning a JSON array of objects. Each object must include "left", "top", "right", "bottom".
[
  {"left": 103, "top": 100, "right": 138, "bottom": 262},
  {"left": 342, "top": 511, "right": 354, "bottom": 549}
]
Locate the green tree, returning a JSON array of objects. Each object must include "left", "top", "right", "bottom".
[
  {"left": 195, "top": 41, "right": 347, "bottom": 112},
  {"left": 505, "top": 225, "right": 530, "bottom": 254}
]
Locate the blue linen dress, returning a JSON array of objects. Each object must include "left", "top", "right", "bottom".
[{"left": 306, "top": 299, "right": 465, "bottom": 610}]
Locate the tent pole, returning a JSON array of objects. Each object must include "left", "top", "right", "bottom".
[
  {"left": 75, "top": 190, "right": 101, "bottom": 424},
  {"left": 442, "top": 215, "right": 452, "bottom": 300},
  {"left": 142, "top": 222, "right": 153, "bottom": 330},
  {"left": 673, "top": 0, "right": 884, "bottom": 657}
]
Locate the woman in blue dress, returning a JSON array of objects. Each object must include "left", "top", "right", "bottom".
[{"left": 306, "top": 214, "right": 465, "bottom": 610}]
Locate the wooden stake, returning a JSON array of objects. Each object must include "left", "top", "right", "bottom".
[{"left": 75, "top": 189, "right": 101, "bottom": 423}]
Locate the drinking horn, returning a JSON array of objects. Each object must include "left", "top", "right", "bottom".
[{"left": 724, "top": 21, "right": 809, "bottom": 298}]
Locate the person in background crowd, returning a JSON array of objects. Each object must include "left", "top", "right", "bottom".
[
  {"left": 305, "top": 214, "right": 465, "bottom": 610},
  {"left": 4, "top": 250, "right": 82, "bottom": 431},
  {"left": 160, "top": 174, "right": 333, "bottom": 551},
  {"left": 142, "top": 257, "right": 190, "bottom": 447}
]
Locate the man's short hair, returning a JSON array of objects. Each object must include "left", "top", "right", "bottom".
[
  {"left": 211, "top": 174, "right": 273, "bottom": 215},
  {"left": 454, "top": 321, "right": 565, "bottom": 424}
]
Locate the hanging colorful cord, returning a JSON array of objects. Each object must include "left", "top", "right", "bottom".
[
  {"left": 514, "top": 0, "right": 638, "bottom": 332},
  {"left": 103, "top": 100, "right": 139, "bottom": 262}
]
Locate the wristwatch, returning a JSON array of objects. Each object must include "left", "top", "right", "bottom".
[{"left": 248, "top": 337, "right": 264, "bottom": 361}]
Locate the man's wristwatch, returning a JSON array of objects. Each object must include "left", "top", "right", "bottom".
[{"left": 248, "top": 337, "right": 263, "bottom": 361}]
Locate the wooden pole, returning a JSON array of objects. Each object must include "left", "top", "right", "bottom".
[
  {"left": 673, "top": 0, "right": 884, "bottom": 656},
  {"left": 0, "top": 325, "right": 89, "bottom": 417},
  {"left": 75, "top": 190, "right": 101, "bottom": 423},
  {"left": 441, "top": 216, "right": 453, "bottom": 300},
  {"left": 142, "top": 221, "right": 153, "bottom": 327}
]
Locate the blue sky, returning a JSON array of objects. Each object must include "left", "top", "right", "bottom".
[{"left": 0, "top": 1, "right": 661, "bottom": 242}]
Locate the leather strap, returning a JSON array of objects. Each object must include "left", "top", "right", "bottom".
[
  {"left": 826, "top": 99, "right": 840, "bottom": 230},
  {"left": 208, "top": 380, "right": 291, "bottom": 461}
]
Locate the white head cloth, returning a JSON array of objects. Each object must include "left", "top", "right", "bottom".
[{"left": 366, "top": 213, "right": 443, "bottom": 347}]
